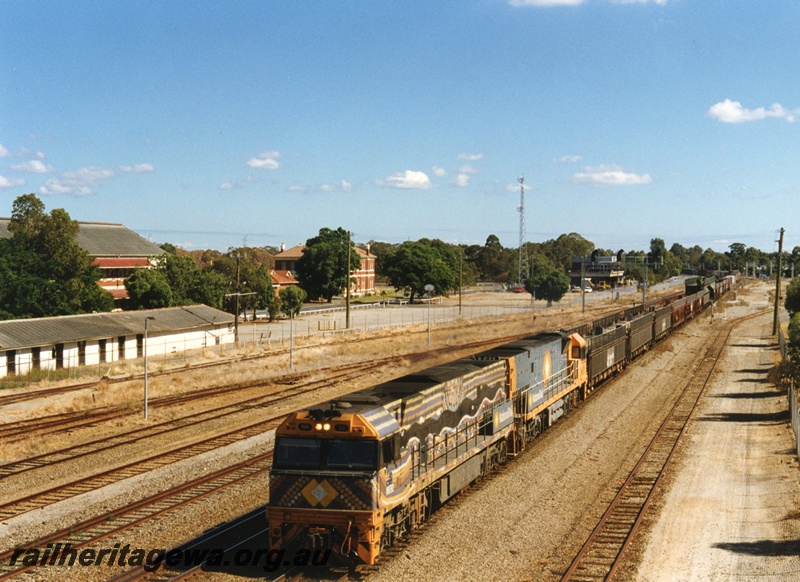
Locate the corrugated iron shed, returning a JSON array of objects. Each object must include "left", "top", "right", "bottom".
[{"left": 0, "top": 305, "right": 234, "bottom": 350}]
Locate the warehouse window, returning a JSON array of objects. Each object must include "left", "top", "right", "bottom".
[
  {"left": 32, "top": 347, "right": 40, "bottom": 370},
  {"left": 6, "top": 350, "right": 16, "bottom": 375}
]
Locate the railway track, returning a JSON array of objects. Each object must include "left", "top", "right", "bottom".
[
  {"left": 0, "top": 364, "right": 359, "bottom": 443},
  {"left": 0, "top": 360, "right": 388, "bottom": 521},
  {"left": 0, "top": 328, "right": 540, "bottom": 445},
  {"left": 560, "top": 310, "right": 763, "bottom": 581},
  {"left": 0, "top": 454, "right": 275, "bottom": 580},
  {"left": 0, "top": 360, "right": 387, "bottom": 480},
  {"left": 0, "top": 334, "right": 530, "bottom": 523}
]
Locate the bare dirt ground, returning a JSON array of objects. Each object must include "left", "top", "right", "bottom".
[{"left": 629, "top": 299, "right": 800, "bottom": 580}]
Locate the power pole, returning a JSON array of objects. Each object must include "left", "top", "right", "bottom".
[
  {"left": 458, "top": 247, "right": 463, "bottom": 316},
  {"left": 773, "top": 227, "right": 785, "bottom": 335},
  {"left": 346, "top": 230, "right": 351, "bottom": 329},
  {"left": 518, "top": 176, "right": 529, "bottom": 285}
]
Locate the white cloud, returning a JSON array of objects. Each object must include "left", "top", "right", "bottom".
[
  {"left": 509, "top": 0, "right": 584, "bottom": 6},
  {"left": 707, "top": 99, "right": 796, "bottom": 123},
  {"left": 505, "top": 181, "right": 529, "bottom": 193},
  {"left": 458, "top": 153, "right": 484, "bottom": 161},
  {"left": 383, "top": 170, "right": 432, "bottom": 190},
  {"left": 247, "top": 150, "right": 281, "bottom": 169},
  {"left": 119, "top": 163, "right": 155, "bottom": 173},
  {"left": 39, "top": 166, "right": 116, "bottom": 196},
  {"left": 11, "top": 159, "right": 54, "bottom": 173},
  {"left": 320, "top": 180, "right": 353, "bottom": 193},
  {"left": 557, "top": 155, "right": 582, "bottom": 163},
  {"left": 454, "top": 174, "right": 471, "bottom": 187},
  {"left": 612, "top": 0, "right": 668, "bottom": 4},
  {"left": 432, "top": 166, "right": 447, "bottom": 177},
  {"left": 459, "top": 164, "right": 479, "bottom": 175},
  {"left": 287, "top": 185, "right": 308, "bottom": 193},
  {"left": 0, "top": 145, "right": 8, "bottom": 158},
  {"left": 0, "top": 175, "right": 24, "bottom": 189},
  {"left": 573, "top": 165, "right": 652, "bottom": 186},
  {"left": 218, "top": 182, "right": 235, "bottom": 190}
]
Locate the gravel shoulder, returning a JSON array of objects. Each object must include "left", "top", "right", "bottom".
[{"left": 630, "top": 298, "right": 800, "bottom": 580}]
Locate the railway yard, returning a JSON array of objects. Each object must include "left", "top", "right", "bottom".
[{"left": 1, "top": 280, "right": 798, "bottom": 581}]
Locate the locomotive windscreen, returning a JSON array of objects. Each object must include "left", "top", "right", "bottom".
[{"left": 274, "top": 437, "right": 378, "bottom": 471}]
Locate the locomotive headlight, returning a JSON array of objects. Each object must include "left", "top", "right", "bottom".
[
  {"left": 315, "top": 423, "right": 323, "bottom": 430},
  {"left": 323, "top": 422, "right": 331, "bottom": 431}
]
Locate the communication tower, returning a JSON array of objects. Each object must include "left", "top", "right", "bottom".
[{"left": 518, "top": 176, "right": 529, "bottom": 283}]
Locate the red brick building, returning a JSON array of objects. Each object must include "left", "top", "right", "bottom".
[
  {"left": 0, "top": 219, "right": 164, "bottom": 301},
  {"left": 274, "top": 242, "right": 376, "bottom": 296}
]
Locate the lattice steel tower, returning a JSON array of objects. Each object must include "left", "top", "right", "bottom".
[{"left": 518, "top": 176, "right": 529, "bottom": 283}]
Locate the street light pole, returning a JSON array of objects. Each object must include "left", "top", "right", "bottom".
[
  {"left": 424, "top": 284, "right": 434, "bottom": 345},
  {"left": 289, "top": 310, "right": 294, "bottom": 370},
  {"left": 144, "top": 315, "right": 156, "bottom": 420}
]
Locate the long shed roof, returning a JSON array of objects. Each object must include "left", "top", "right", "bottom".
[
  {"left": 0, "top": 305, "right": 234, "bottom": 350},
  {"left": 0, "top": 219, "right": 164, "bottom": 258}
]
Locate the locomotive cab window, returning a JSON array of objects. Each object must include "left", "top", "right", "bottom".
[
  {"left": 327, "top": 440, "right": 378, "bottom": 470},
  {"left": 274, "top": 437, "right": 321, "bottom": 469},
  {"left": 274, "top": 437, "right": 378, "bottom": 471}
]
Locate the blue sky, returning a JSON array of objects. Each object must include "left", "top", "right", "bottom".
[{"left": 1, "top": 1, "right": 798, "bottom": 254}]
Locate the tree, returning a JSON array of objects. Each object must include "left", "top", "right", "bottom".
[
  {"left": 125, "top": 269, "right": 173, "bottom": 309},
  {"left": 250, "top": 264, "right": 277, "bottom": 320},
  {"left": 788, "top": 312, "right": 800, "bottom": 363},
  {"left": 366, "top": 240, "right": 398, "bottom": 281},
  {"left": 525, "top": 269, "right": 570, "bottom": 307},
  {"left": 280, "top": 285, "right": 306, "bottom": 318},
  {"left": 1, "top": 193, "right": 114, "bottom": 318},
  {"left": 383, "top": 241, "right": 457, "bottom": 303},
  {"left": 785, "top": 277, "right": 800, "bottom": 316},
  {"left": 295, "top": 227, "right": 360, "bottom": 302},
  {"left": 474, "top": 234, "right": 513, "bottom": 281},
  {"left": 539, "top": 233, "right": 595, "bottom": 273}
]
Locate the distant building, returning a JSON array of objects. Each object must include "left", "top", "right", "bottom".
[
  {"left": 273, "top": 242, "right": 376, "bottom": 296},
  {"left": 0, "top": 305, "right": 234, "bottom": 378},
  {"left": 0, "top": 219, "right": 164, "bottom": 301},
  {"left": 570, "top": 256, "right": 626, "bottom": 289},
  {"left": 269, "top": 269, "right": 299, "bottom": 292}
]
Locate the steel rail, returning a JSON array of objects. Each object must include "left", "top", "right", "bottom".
[{"left": 561, "top": 310, "right": 765, "bottom": 581}]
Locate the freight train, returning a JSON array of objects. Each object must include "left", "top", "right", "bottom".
[{"left": 267, "top": 274, "right": 737, "bottom": 565}]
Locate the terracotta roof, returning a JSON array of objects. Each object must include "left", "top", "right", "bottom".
[
  {"left": 270, "top": 270, "right": 299, "bottom": 286},
  {"left": 273, "top": 244, "right": 305, "bottom": 259}
]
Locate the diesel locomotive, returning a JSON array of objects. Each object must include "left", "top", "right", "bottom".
[{"left": 266, "top": 274, "right": 737, "bottom": 565}]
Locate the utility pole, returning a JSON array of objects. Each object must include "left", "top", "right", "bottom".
[
  {"left": 346, "top": 230, "right": 351, "bottom": 329},
  {"left": 458, "top": 247, "right": 463, "bottom": 316},
  {"left": 224, "top": 290, "right": 257, "bottom": 343},
  {"left": 773, "top": 227, "right": 785, "bottom": 335}
]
